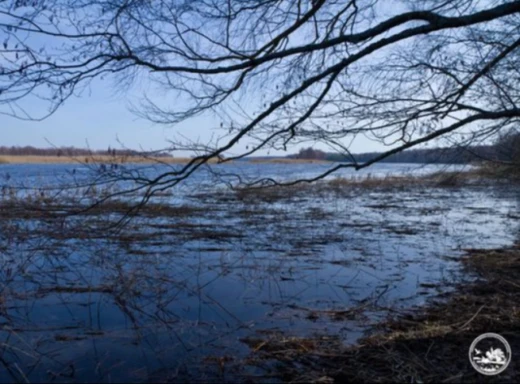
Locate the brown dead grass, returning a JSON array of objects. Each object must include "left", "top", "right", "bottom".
[
  {"left": 473, "top": 162, "right": 520, "bottom": 181},
  {"left": 0, "top": 155, "right": 329, "bottom": 165},
  {"left": 0, "top": 155, "right": 223, "bottom": 164},
  {"left": 233, "top": 174, "right": 444, "bottom": 203},
  {"left": 0, "top": 198, "right": 211, "bottom": 222},
  {"left": 233, "top": 166, "right": 519, "bottom": 204}
]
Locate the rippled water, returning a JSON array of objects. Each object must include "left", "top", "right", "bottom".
[
  {"left": 0, "top": 163, "right": 517, "bottom": 382},
  {"left": 0, "top": 161, "right": 466, "bottom": 188}
]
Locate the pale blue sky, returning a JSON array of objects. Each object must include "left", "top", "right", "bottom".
[
  {"left": 2, "top": 77, "right": 391, "bottom": 156},
  {"left": 0, "top": 0, "right": 440, "bottom": 157},
  {"left": 0, "top": 3, "right": 396, "bottom": 157},
  {"left": 2, "top": 79, "right": 191, "bottom": 152}
]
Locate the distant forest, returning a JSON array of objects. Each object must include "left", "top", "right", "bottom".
[
  {"left": 325, "top": 145, "right": 499, "bottom": 164},
  {"left": 290, "top": 133, "right": 520, "bottom": 164},
  {"left": 0, "top": 146, "right": 172, "bottom": 157}
]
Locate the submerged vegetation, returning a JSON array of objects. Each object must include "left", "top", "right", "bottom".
[
  {"left": 241, "top": 244, "right": 520, "bottom": 383},
  {"left": 0, "top": 164, "right": 518, "bottom": 382}
]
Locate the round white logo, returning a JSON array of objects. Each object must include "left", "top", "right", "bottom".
[{"left": 469, "top": 333, "right": 512, "bottom": 375}]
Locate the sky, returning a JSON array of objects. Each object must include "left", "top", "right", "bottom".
[
  {"left": 2, "top": 79, "right": 206, "bottom": 153},
  {"left": 0, "top": 1, "right": 402, "bottom": 157},
  {"left": 1, "top": 77, "right": 391, "bottom": 156},
  {"left": 0, "top": 0, "right": 460, "bottom": 157}
]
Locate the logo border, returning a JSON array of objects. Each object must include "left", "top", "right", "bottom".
[{"left": 469, "top": 332, "right": 512, "bottom": 376}]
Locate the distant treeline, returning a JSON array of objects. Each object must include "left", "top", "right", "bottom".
[
  {"left": 290, "top": 135, "right": 520, "bottom": 164},
  {"left": 326, "top": 146, "right": 498, "bottom": 164},
  {"left": 0, "top": 146, "right": 172, "bottom": 157}
]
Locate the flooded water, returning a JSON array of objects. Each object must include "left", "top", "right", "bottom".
[
  {"left": 0, "top": 161, "right": 466, "bottom": 191},
  {"left": 0, "top": 163, "right": 518, "bottom": 382}
]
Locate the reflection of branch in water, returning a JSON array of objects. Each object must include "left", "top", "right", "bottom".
[
  {"left": 0, "top": 177, "right": 518, "bottom": 381},
  {"left": 0, "top": 354, "right": 22, "bottom": 383}
]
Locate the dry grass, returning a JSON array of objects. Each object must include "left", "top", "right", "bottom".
[
  {"left": 0, "top": 197, "right": 210, "bottom": 219},
  {"left": 327, "top": 174, "right": 419, "bottom": 189},
  {"left": 473, "top": 162, "right": 520, "bottom": 181},
  {"left": 428, "top": 163, "right": 520, "bottom": 186},
  {"left": 0, "top": 155, "right": 327, "bottom": 165},
  {"left": 233, "top": 174, "right": 443, "bottom": 203},
  {"left": 241, "top": 334, "right": 343, "bottom": 355},
  {"left": 235, "top": 184, "right": 310, "bottom": 202},
  {"left": 0, "top": 155, "right": 224, "bottom": 164},
  {"left": 233, "top": 167, "right": 519, "bottom": 204}
]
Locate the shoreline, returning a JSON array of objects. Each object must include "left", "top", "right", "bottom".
[
  {"left": 0, "top": 155, "right": 495, "bottom": 168},
  {"left": 0, "top": 155, "right": 219, "bottom": 164},
  {"left": 240, "top": 243, "right": 520, "bottom": 382},
  {"left": 0, "top": 155, "right": 334, "bottom": 165}
]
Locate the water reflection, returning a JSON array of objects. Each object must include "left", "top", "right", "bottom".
[{"left": 0, "top": 165, "right": 517, "bottom": 382}]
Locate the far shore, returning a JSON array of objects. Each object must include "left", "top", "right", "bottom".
[
  {"left": 0, "top": 155, "right": 220, "bottom": 165},
  {"left": 246, "top": 158, "right": 331, "bottom": 164},
  {"left": 0, "top": 155, "right": 333, "bottom": 165}
]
